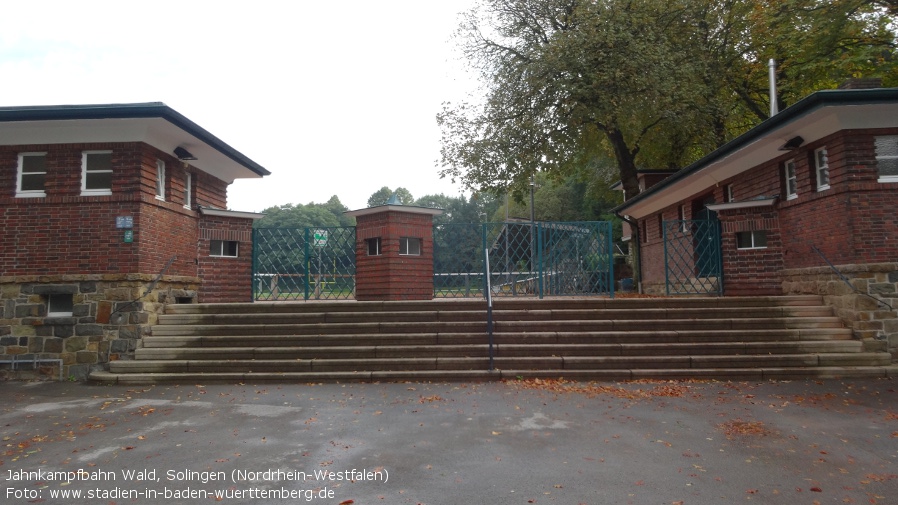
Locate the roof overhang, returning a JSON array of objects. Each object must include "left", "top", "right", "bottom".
[
  {"left": 198, "top": 206, "right": 265, "bottom": 220},
  {"left": 614, "top": 88, "right": 898, "bottom": 219},
  {"left": 345, "top": 204, "right": 444, "bottom": 218},
  {"left": 0, "top": 102, "right": 270, "bottom": 184}
]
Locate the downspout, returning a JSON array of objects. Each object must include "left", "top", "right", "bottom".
[
  {"left": 613, "top": 210, "right": 642, "bottom": 294},
  {"left": 768, "top": 59, "right": 779, "bottom": 117}
]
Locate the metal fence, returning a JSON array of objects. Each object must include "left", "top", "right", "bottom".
[
  {"left": 663, "top": 219, "right": 722, "bottom": 295},
  {"left": 434, "top": 221, "right": 614, "bottom": 298},
  {"left": 252, "top": 227, "right": 356, "bottom": 301},
  {"left": 253, "top": 221, "right": 614, "bottom": 301}
]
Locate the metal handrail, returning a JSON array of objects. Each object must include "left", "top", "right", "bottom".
[
  {"left": 483, "top": 247, "right": 494, "bottom": 371},
  {"left": 810, "top": 245, "right": 894, "bottom": 311}
]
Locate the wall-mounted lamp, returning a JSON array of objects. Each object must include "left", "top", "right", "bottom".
[
  {"left": 778, "top": 135, "right": 804, "bottom": 151},
  {"left": 173, "top": 146, "right": 197, "bottom": 160}
]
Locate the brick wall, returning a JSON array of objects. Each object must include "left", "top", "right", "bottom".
[
  {"left": 355, "top": 210, "right": 435, "bottom": 300},
  {"left": 197, "top": 214, "right": 254, "bottom": 303}
]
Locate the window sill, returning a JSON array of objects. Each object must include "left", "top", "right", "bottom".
[
  {"left": 15, "top": 192, "right": 46, "bottom": 198},
  {"left": 878, "top": 176, "right": 898, "bottom": 183},
  {"left": 816, "top": 184, "right": 831, "bottom": 192},
  {"left": 80, "top": 190, "right": 113, "bottom": 197}
]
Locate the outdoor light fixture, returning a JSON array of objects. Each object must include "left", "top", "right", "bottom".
[
  {"left": 778, "top": 135, "right": 804, "bottom": 151},
  {"left": 173, "top": 146, "right": 197, "bottom": 160}
]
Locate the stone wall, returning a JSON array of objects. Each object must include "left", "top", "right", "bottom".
[
  {"left": 0, "top": 274, "right": 198, "bottom": 380},
  {"left": 782, "top": 262, "right": 898, "bottom": 359}
]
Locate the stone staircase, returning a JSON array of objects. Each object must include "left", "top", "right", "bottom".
[{"left": 89, "top": 295, "right": 897, "bottom": 384}]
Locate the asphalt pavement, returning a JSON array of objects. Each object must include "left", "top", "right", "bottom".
[{"left": 1, "top": 377, "right": 896, "bottom": 504}]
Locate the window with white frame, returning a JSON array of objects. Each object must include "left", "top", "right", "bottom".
[
  {"left": 155, "top": 160, "right": 165, "bottom": 200},
  {"left": 724, "top": 184, "right": 735, "bottom": 203},
  {"left": 399, "top": 237, "right": 421, "bottom": 256},
  {"left": 875, "top": 135, "right": 898, "bottom": 182},
  {"left": 81, "top": 150, "right": 113, "bottom": 195},
  {"left": 677, "top": 205, "right": 687, "bottom": 232},
  {"left": 814, "top": 147, "right": 830, "bottom": 191},
  {"left": 210, "top": 240, "right": 238, "bottom": 257},
  {"left": 47, "top": 294, "right": 74, "bottom": 317},
  {"left": 784, "top": 159, "right": 798, "bottom": 199},
  {"left": 183, "top": 172, "right": 192, "bottom": 209},
  {"left": 17, "top": 152, "right": 47, "bottom": 197},
  {"left": 736, "top": 230, "right": 767, "bottom": 250}
]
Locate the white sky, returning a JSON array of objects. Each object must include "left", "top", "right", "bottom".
[{"left": 2, "top": 0, "right": 478, "bottom": 212}]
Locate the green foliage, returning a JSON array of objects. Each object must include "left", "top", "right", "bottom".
[
  {"left": 367, "top": 186, "right": 415, "bottom": 207},
  {"left": 254, "top": 195, "right": 354, "bottom": 229},
  {"left": 438, "top": 0, "right": 897, "bottom": 201}
]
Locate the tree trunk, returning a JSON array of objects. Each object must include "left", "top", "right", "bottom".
[{"left": 604, "top": 126, "right": 640, "bottom": 201}]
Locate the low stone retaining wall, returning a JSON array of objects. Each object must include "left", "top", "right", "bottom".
[
  {"left": 1, "top": 274, "right": 198, "bottom": 380},
  {"left": 782, "top": 263, "right": 898, "bottom": 359}
]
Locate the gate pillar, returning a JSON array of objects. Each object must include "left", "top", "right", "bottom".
[{"left": 346, "top": 200, "right": 443, "bottom": 301}]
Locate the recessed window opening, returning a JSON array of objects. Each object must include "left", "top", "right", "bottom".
[
  {"left": 81, "top": 150, "right": 113, "bottom": 195},
  {"left": 184, "top": 172, "right": 193, "bottom": 209},
  {"left": 784, "top": 159, "right": 798, "bottom": 199},
  {"left": 47, "top": 294, "right": 74, "bottom": 316},
  {"left": 366, "top": 237, "right": 381, "bottom": 256},
  {"left": 814, "top": 147, "right": 830, "bottom": 191},
  {"left": 399, "top": 237, "right": 422, "bottom": 256},
  {"left": 736, "top": 230, "right": 768, "bottom": 250},
  {"left": 875, "top": 135, "right": 898, "bottom": 182},
  {"left": 17, "top": 152, "right": 47, "bottom": 197},
  {"left": 210, "top": 240, "right": 238, "bottom": 257},
  {"left": 155, "top": 160, "right": 166, "bottom": 200}
]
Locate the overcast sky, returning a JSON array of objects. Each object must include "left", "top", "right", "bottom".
[{"left": 2, "top": 0, "right": 478, "bottom": 212}]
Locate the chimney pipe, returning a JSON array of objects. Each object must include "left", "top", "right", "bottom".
[{"left": 768, "top": 59, "right": 778, "bottom": 117}]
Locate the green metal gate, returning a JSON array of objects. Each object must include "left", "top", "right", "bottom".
[
  {"left": 434, "top": 221, "right": 614, "bottom": 298},
  {"left": 252, "top": 227, "right": 356, "bottom": 300},
  {"left": 663, "top": 219, "right": 722, "bottom": 295}
]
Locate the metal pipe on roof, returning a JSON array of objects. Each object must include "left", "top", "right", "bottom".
[{"left": 769, "top": 59, "right": 779, "bottom": 117}]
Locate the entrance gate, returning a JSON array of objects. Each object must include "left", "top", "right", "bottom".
[
  {"left": 662, "top": 219, "right": 722, "bottom": 295},
  {"left": 253, "top": 221, "right": 614, "bottom": 300},
  {"left": 433, "top": 221, "right": 614, "bottom": 298},
  {"left": 252, "top": 227, "right": 356, "bottom": 301}
]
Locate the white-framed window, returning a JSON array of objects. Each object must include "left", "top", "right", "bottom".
[
  {"left": 677, "top": 205, "right": 687, "bottom": 232},
  {"left": 183, "top": 172, "right": 192, "bottom": 209},
  {"left": 399, "top": 237, "right": 422, "bottom": 256},
  {"left": 210, "top": 240, "right": 238, "bottom": 257},
  {"left": 155, "top": 159, "right": 165, "bottom": 200},
  {"left": 366, "top": 237, "right": 382, "bottom": 256},
  {"left": 47, "top": 294, "right": 74, "bottom": 317},
  {"left": 814, "top": 147, "right": 830, "bottom": 191},
  {"left": 784, "top": 159, "right": 798, "bottom": 199},
  {"left": 875, "top": 135, "right": 898, "bottom": 183},
  {"left": 81, "top": 150, "right": 113, "bottom": 196},
  {"left": 16, "top": 152, "right": 47, "bottom": 197},
  {"left": 736, "top": 230, "right": 768, "bottom": 250},
  {"left": 724, "top": 184, "right": 735, "bottom": 203}
]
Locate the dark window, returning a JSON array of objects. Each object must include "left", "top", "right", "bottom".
[
  {"left": 366, "top": 237, "right": 381, "bottom": 256},
  {"left": 736, "top": 230, "right": 767, "bottom": 250},
  {"left": 399, "top": 237, "right": 422, "bottom": 256},
  {"left": 210, "top": 240, "right": 238, "bottom": 257}
]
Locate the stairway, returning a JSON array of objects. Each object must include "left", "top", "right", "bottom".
[{"left": 89, "top": 295, "right": 897, "bottom": 384}]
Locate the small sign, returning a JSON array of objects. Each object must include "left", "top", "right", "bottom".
[
  {"left": 116, "top": 216, "right": 134, "bottom": 229},
  {"left": 313, "top": 229, "right": 328, "bottom": 247},
  {"left": 123, "top": 230, "right": 134, "bottom": 243}
]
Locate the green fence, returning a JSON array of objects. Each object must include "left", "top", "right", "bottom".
[
  {"left": 663, "top": 219, "right": 722, "bottom": 295},
  {"left": 254, "top": 221, "right": 613, "bottom": 300},
  {"left": 434, "top": 221, "right": 614, "bottom": 298},
  {"left": 252, "top": 227, "right": 356, "bottom": 301}
]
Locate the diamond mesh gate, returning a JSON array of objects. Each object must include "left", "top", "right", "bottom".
[
  {"left": 663, "top": 220, "right": 722, "bottom": 295},
  {"left": 252, "top": 227, "right": 356, "bottom": 300},
  {"left": 433, "top": 221, "right": 614, "bottom": 298}
]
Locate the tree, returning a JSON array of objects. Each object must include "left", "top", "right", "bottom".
[
  {"left": 438, "top": 0, "right": 897, "bottom": 202},
  {"left": 367, "top": 186, "right": 415, "bottom": 207},
  {"left": 254, "top": 196, "right": 354, "bottom": 229}
]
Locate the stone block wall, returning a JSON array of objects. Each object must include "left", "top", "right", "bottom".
[
  {"left": 782, "top": 262, "right": 898, "bottom": 359},
  {"left": 0, "top": 274, "right": 198, "bottom": 380}
]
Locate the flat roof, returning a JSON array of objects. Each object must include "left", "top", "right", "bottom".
[
  {"left": 0, "top": 102, "right": 270, "bottom": 183},
  {"left": 614, "top": 87, "right": 898, "bottom": 218}
]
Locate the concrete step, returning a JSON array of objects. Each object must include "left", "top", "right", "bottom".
[{"left": 91, "top": 365, "right": 898, "bottom": 385}]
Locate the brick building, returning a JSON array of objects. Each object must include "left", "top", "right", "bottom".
[
  {"left": 1, "top": 102, "right": 269, "bottom": 379},
  {"left": 614, "top": 83, "right": 898, "bottom": 358}
]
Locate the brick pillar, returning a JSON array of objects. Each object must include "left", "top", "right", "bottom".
[{"left": 346, "top": 204, "right": 443, "bottom": 301}]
